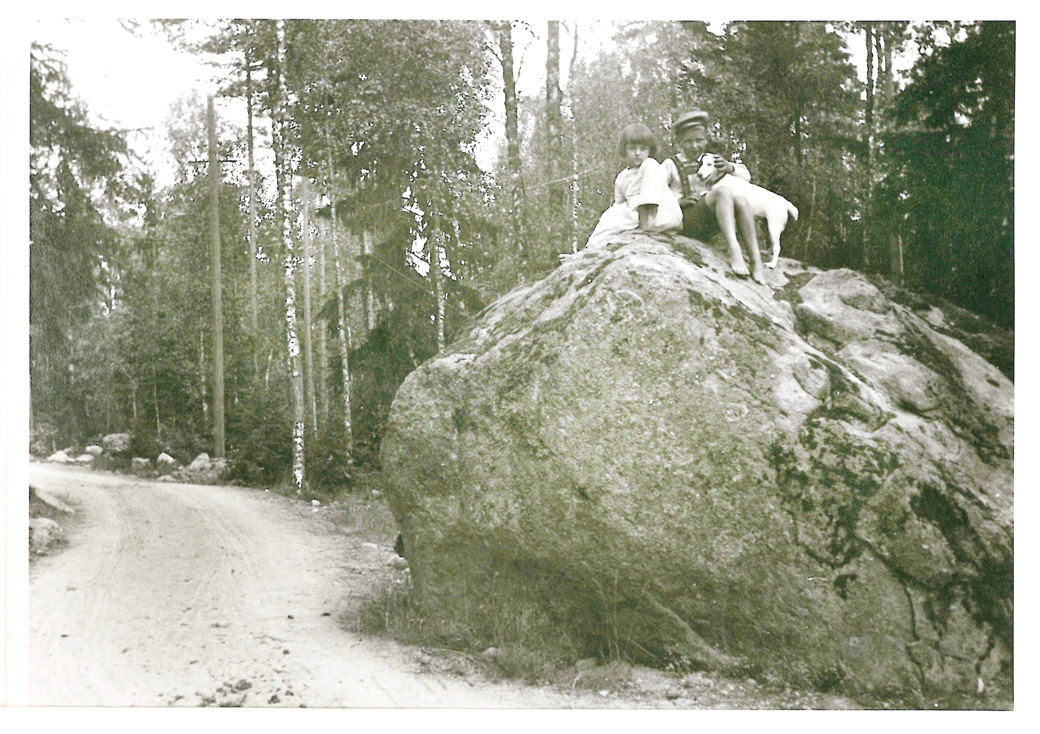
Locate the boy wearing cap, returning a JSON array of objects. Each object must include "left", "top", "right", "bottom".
[{"left": 662, "top": 111, "right": 766, "bottom": 284}]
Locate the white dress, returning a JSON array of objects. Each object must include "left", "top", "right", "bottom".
[{"left": 585, "top": 157, "right": 683, "bottom": 249}]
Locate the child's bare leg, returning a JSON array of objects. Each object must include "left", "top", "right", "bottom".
[
  {"left": 637, "top": 203, "right": 658, "bottom": 231},
  {"left": 706, "top": 188, "right": 749, "bottom": 276},
  {"left": 734, "top": 195, "right": 766, "bottom": 284}
]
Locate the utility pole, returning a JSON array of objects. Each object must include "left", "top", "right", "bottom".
[{"left": 208, "top": 95, "right": 225, "bottom": 459}]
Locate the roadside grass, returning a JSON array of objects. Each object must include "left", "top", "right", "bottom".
[
  {"left": 29, "top": 484, "right": 72, "bottom": 556},
  {"left": 262, "top": 468, "right": 398, "bottom": 543},
  {"left": 29, "top": 485, "right": 66, "bottom": 523},
  {"left": 357, "top": 568, "right": 586, "bottom": 685},
  {"left": 262, "top": 471, "right": 583, "bottom": 682},
  {"left": 254, "top": 470, "right": 1014, "bottom": 709}
]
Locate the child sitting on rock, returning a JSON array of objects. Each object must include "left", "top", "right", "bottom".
[
  {"left": 583, "top": 123, "right": 682, "bottom": 250},
  {"left": 662, "top": 110, "right": 766, "bottom": 284}
]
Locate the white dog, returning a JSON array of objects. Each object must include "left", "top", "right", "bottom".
[{"left": 696, "top": 154, "right": 798, "bottom": 269}]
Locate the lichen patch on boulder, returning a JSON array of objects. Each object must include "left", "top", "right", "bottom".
[{"left": 381, "top": 235, "right": 1012, "bottom": 699}]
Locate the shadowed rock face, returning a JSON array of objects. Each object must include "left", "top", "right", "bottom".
[{"left": 381, "top": 233, "right": 1012, "bottom": 699}]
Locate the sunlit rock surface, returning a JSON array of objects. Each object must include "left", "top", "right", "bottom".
[{"left": 382, "top": 232, "right": 1012, "bottom": 699}]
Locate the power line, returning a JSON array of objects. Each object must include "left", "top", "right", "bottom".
[{"left": 522, "top": 162, "right": 609, "bottom": 193}]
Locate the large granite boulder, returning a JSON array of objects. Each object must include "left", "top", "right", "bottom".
[
  {"left": 101, "top": 432, "right": 131, "bottom": 455},
  {"left": 156, "top": 452, "right": 180, "bottom": 476},
  {"left": 29, "top": 517, "right": 65, "bottom": 555},
  {"left": 381, "top": 233, "right": 1013, "bottom": 699},
  {"left": 172, "top": 452, "right": 226, "bottom": 484}
]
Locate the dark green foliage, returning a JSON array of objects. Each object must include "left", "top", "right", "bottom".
[
  {"left": 305, "top": 423, "right": 357, "bottom": 495},
  {"left": 29, "top": 420, "right": 61, "bottom": 457},
  {"left": 30, "top": 44, "right": 130, "bottom": 440},
  {"left": 225, "top": 387, "right": 293, "bottom": 486},
  {"left": 31, "top": 20, "right": 1013, "bottom": 499},
  {"left": 347, "top": 308, "right": 439, "bottom": 469},
  {"left": 879, "top": 22, "right": 1014, "bottom": 328}
]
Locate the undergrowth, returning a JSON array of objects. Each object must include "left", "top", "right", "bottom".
[
  {"left": 357, "top": 567, "right": 586, "bottom": 684},
  {"left": 264, "top": 467, "right": 399, "bottom": 542},
  {"left": 29, "top": 485, "right": 67, "bottom": 523},
  {"left": 264, "top": 469, "right": 1013, "bottom": 709}
]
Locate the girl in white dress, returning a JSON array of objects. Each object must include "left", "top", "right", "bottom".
[{"left": 584, "top": 123, "right": 683, "bottom": 249}]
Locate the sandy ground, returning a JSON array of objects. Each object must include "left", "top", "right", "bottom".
[
  {"left": 26, "top": 463, "right": 859, "bottom": 710},
  {"left": 28, "top": 464, "right": 606, "bottom": 708}
]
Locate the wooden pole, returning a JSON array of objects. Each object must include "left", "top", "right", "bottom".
[
  {"left": 246, "top": 59, "right": 260, "bottom": 383},
  {"left": 208, "top": 95, "right": 225, "bottom": 459}
]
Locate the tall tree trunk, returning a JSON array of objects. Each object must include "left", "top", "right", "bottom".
[
  {"left": 863, "top": 22, "right": 875, "bottom": 272},
  {"left": 199, "top": 330, "right": 208, "bottom": 431},
  {"left": 880, "top": 25, "right": 904, "bottom": 283},
  {"left": 546, "top": 20, "right": 565, "bottom": 254},
  {"left": 317, "top": 204, "right": 329, "bottom": 426},
  {"left": 430, "top": 212, "right": 446, "bottom": 353},
  {"left": 301, "top": 176, "right": 318, "bottom": 432},
  {"left": 151, "top": 238, "right": 161, "bottom": 436},
  {"left": 208, "top": 95, "right": 225, "bottom": 459},
  {"left": 152, "top": 363, "right": 160, "bottom": 436},
  {"left": 498, "top": 21, "right": 526, "bottom": 280},
  {"left": 362, "top": 229, "right": 377, "bottom": 333},
  {"left": 568, "top": 23, "right": 580, "bottom": 254},
  {"left": 274, "top": 19, "right": 306, "bottom": 494},
  {"left": 325, "top": 120, "right": 353, "bottom": 455},
  {"left": 805, "top": 174, "right": 817, "bottom": 248},
  {"left": 246, "top": 55, "right": 260, "bottom": 383}
]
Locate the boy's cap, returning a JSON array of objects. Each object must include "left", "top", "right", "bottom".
[{"left": 673, "top": 110, "right": 711, "bottom": 134}]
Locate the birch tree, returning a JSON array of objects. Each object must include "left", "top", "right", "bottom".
[
  {"left": 273, "top": 19, "right": 307, "bottom": 493},
  {"left": 495, "top": 20, "right": 527, "bottom": 279},
  {"left": 301, "top": 176, "right": 318, "bottom": 431},
  {"left": 545, "top": 20, "right": 566, "bottom": 252},
  {"left": 323, "top": 82, "right": 354, "bottom": 455}
]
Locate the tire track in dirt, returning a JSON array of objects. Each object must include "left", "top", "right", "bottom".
[{"left": 27, "top": 464, "right": 638, "bottom": 708}]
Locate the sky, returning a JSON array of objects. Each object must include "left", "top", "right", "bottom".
[
  {"left": 28, "top": 18, "right": 234, "bottom": 188},
  {"left": 23, "top": 17, "right": 623, "bottom": 185},
  {"left": 20, "top": 10, "right": 1032, "bottom": 183}
]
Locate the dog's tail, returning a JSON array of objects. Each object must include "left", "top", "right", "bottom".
[{"left": 787, "top": 201, "right": 800, "bottom": 222}]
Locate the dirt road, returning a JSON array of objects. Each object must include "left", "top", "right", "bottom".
[
  {"left": 28, "top": 463, "right": 864, "bottom": 710},
  {"left": 29, "top": 463, "right": 634, "bottom": 708}
]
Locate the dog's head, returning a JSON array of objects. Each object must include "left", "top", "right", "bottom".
[{"left": 696, "top": 153, "right": 721, "bottom": 181}]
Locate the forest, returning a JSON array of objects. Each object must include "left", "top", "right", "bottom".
[{"left": 28, "top": 20, "right": 1015, "bottom": 493}]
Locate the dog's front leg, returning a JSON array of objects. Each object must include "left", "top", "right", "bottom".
[{"left": 765, "top": 221, "right": 782, "bottom": 269}]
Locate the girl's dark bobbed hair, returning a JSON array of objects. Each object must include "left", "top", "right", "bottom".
[{"left": 618, "top": 123, "right": 657, "bottom": 158}]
